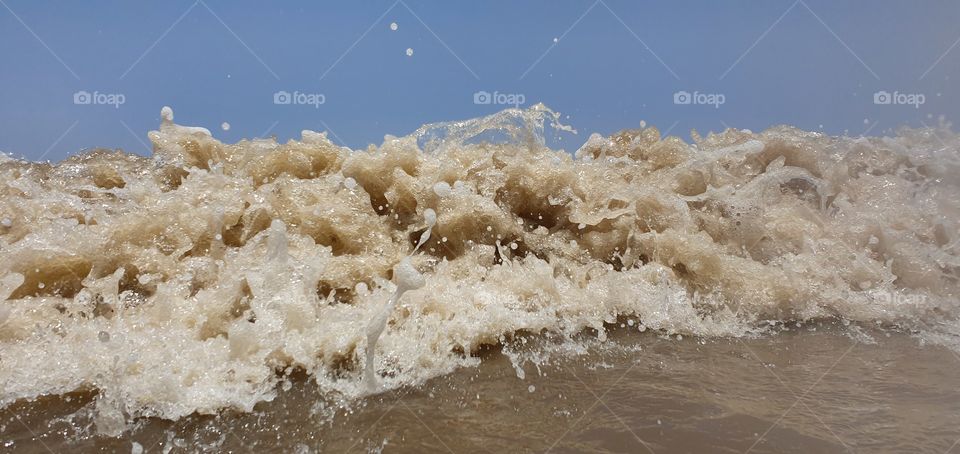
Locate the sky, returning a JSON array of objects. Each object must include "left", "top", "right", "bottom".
[{"left": 1, "top": 0, "right": 958, "bottom": 162}]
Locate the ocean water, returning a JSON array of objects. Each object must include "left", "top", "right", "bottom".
[{"left": 0, "top": 106, "right": 958, "bottom": 451}]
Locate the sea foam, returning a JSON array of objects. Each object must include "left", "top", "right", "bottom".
[{"left": 0, "top": 105, "right": 957, "bottom": 429}]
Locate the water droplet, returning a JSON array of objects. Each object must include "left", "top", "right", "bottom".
[
  {"left": 406, "top": 48, "right": 414, "bottom": 57},
  {"left": 433, "top": 182, "right": 451, "bottom": 197}
]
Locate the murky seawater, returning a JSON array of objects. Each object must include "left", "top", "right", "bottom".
[
  {"left": 4, "top": 325, "right": 959, "bottom": 453},
  {"left": 1, "top": 105, "right": 959, "bottom": 452}
]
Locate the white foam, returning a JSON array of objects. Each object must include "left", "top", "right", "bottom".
[
  {"left": 413, "top": 209, "right": 437, "bottom": 254},
  {"left": 363, "top": 258, "right": 425, "bottom": 391},
  {"left": 266, "top": 219, "right": 289, "bottom": 263}
]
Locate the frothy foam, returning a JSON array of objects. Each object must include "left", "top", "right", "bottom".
[
  {"left": 363, "top": 257, "right": 425, "bottom": 392},
  {"left": 0, "top": 105, "right": 958, "bottom": 431}
]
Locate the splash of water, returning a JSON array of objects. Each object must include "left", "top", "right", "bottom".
[{"left": 0, "top": 105, "right": 957, "bottom": 432}]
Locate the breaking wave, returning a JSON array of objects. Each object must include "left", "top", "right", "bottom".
[{"left": 0, "top": 105, "right": 958, "bottom": 432}]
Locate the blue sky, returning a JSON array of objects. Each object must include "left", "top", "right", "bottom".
[{"left": 1, "top": 1, "right": 958, "bottom": 161}]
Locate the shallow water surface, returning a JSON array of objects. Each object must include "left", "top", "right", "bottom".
[{"left": 4, "top": 326, "right": 959, "bottom": 453}]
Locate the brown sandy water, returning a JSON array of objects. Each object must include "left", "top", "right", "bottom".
[
  {"left": 3, "top": 325, "right": 959, "bottom": 453},
  {"left": 1, "top": 106, "right": 959, "bottom": 452}
]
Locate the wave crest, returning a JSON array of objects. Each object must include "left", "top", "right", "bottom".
[{"left": 0, "top": 106, "right": 958, "bottom": 427}]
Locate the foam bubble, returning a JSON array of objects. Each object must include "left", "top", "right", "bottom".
[
  {"left": 343, "top": 177, "right": 357, "bottom": 190},
  {"left": 413, "top": 209, "right": 437, "bottom": 254},
  {"left": 433, "top": 182, "right": 452, "bottom": 197}
]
